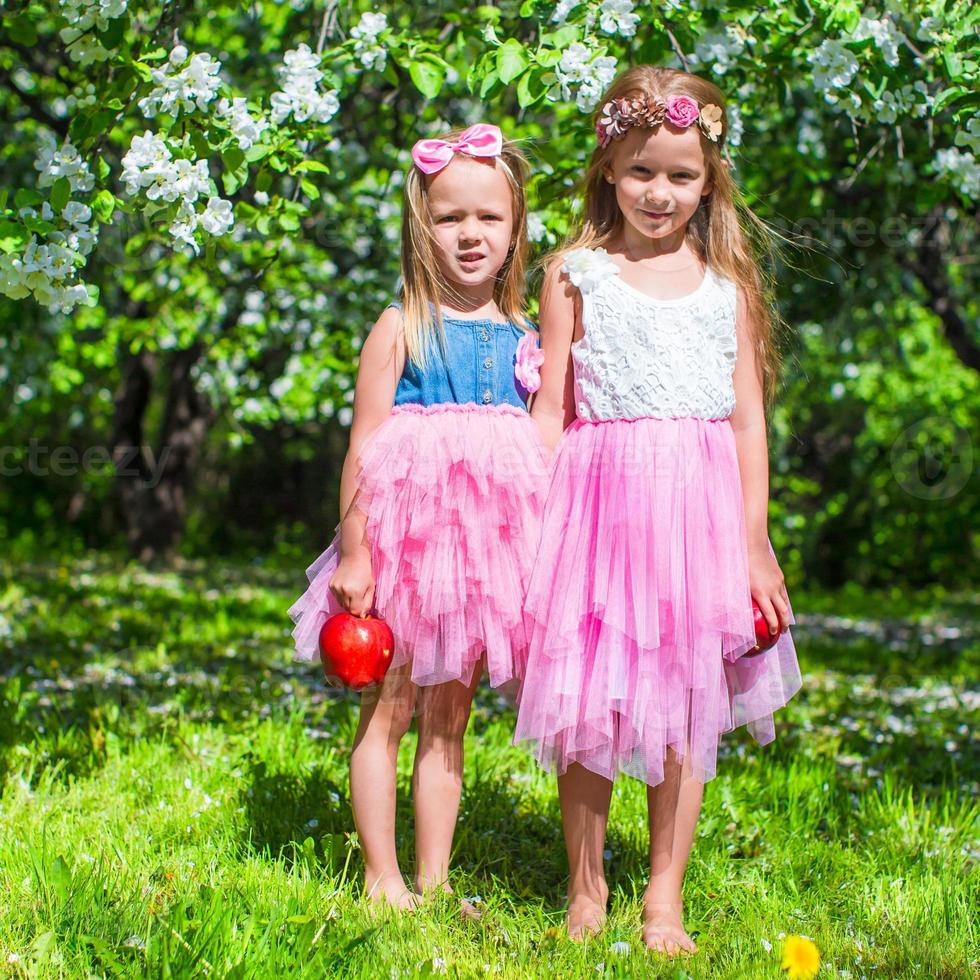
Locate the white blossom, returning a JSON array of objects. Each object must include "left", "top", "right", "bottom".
[
  {"left": 34, "top": 132, "right": 94, "bottom": 193},
  {"left": 0, "top": 133, "right": 100, "bottom": 313},
  {"left": 797, "top": 110, "right": 827, "bottom": 160},
  {"left": 915, "top": 16, "right": 942, "bottom": 42},
  {"left": 138, "top": 47, "right": 223, "bottom": 118},
  {"left": 120, "top": 131, "right": 235, "bottom": 254},
  {"left": 850, "top": 11, "right": 906, "bottom": 68},
  {"left": 350, "top": 12, "right": 388, "bottom": 71},
  {"left": 550, "top": 0, "right": 577, "bottom": 24},
  {"left": 200, "top": 197, "right": 234, "bottom": 236},
  {"left": 692, "top": 26, "right": 745, "bottom": 75},
  {"left": 215, "top": 97, "right": 270, "bottom": 150},
  {"left": 271, "top": 43, "right": 340, "bottom": 125},
  {"left": 59, "top": 0, "right": 126, "bottom": 29},
  {"left": 556, "top": 43, "right": 617, "bottom": 112},
  {"left": 808, "top": 39, "right": 860, "bottom": 99},
  {"left": 933, "top": 147, "right": 980, "bottom": 199},
  {"left": 954, "top": 116, "right": 980, "bottom": 155},
  {"left": 527, "top": 212, "right": 547, "bottom": 243},
  {"left": 598, "top": 0, "right": 639, "bottom": 38},
  {"left": 871, "top": 82, "right": 930, "bottom": 124},
  {"left": 726, "top": 104, "right": 743, "bottom": 148},
  {"left": 59, "top": 30, "right": 114, "bottom": 65}
]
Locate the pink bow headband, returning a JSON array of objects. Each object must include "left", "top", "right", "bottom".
[{"left": 411, "top": 123, "right": 504, "bottom": 174}]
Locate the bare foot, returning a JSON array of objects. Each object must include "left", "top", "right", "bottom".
[
  {"left": 364, "top": 871, "right": 418, "bottom": 911},
  {"left": 566, "top": 886, "right": 608, "bottom": 941},
  {"left": 642, "top": 899, "right": 697, "bottom": 956}
]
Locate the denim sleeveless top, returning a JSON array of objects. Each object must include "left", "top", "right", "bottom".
[{"left": 387, "top": 302, "right": 536, "bottom": 410}]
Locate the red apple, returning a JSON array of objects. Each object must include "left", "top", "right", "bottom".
[
  {"left": 318, "top": 612, "right": 394, "bottom": 690},
  {"left": 746, "top": 598, "right": 780, "bottom": 656}
]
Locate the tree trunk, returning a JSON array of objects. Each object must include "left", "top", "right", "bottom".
[
  {"left": 904, "top": 204, "right": 980, "bottom": 373},
  {"left": 110, "top": 343, "right": 214, "bottom": 564}
]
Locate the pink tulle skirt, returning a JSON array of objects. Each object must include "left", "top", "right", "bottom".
[
  {"left": 288, "top": 402, "right": 550, "bottom": 690},
  {"left": 514, "top": 416, "right": 803, "bottom": 787}
]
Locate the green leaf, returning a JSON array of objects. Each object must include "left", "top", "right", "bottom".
[
  {"left": 22, "top": 216, "right": 57, "bottom": 235},
  {"left": 519, "top": 0, "right": 536, "bottom": 15},
  {"left": 480, "top": 68, "right": 500, "bottom": 99},
  {"left": 300, "top": 178, "right": 320, "bottom": 200},
  {"left": 497, "top": 39, "right": 528, "bottom": 84},
  {"left": 408, "top": 58, "right": 446, "bottom": 100},
  {"left": 190, "top": 129, "right": 211, "bottom": 160},
  {"left": 543, "top": 25, "right": 579, "bottom": 49},
  {"left": 278, "top": 212, "right": 300, "bottom": 232},
  {"left": 535, "top": 48, "right": 563, "bottom": 68},
  {"left": 294, "top": 160, "right": 330, "bottom": 174},
  {"left": 129, "top": 60, "right": 154, "bottom": 82},
  {"left": 8, "top": 16, "right": 37, "bottom": 46},
  {"left": 98, "top": 15, "right": 127, "bottom": 49},
  {"left": 69, "top": 114, "right": 92, "bottom": 143},
  {"left": 516, "top": 71, "right": 545, "bottom": 108},
  {"left": 92, "top": 190, "right": 116, "bottom": 223},
  {"left": 49, "top": 856, "right": 71, "bottom": 903},
  {"left": 245, "top": 143, "right": 272, "bottom": 164},
  {"left": 943, "top": 50, "right": 963, "bottom": 77},
  {"left": 221, "top": 147, "right": 248, "bottom": 195},
  {"left": 932, "top": 87, "right": 965, "bottom": 112},
  {"left": 222, "top": 147, "right": 246, "bottom": 172},
  {"left": 0, "top": 220, "right": 27, "bottom": 253},
  {"left": 14, "top": 188, "right": 43, "bottom": 209},
  {"left": 50, "top": 177, "right": 71, "bottom": 214},
  {"left": 87, "top": 109, "right": 118, "bottom": 139}
]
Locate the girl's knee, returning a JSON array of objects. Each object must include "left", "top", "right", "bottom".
[
  {"left": 357, "top": 692, "right": 416, "bottom": 744},
  {"left": 416, "top": 698, "right": 471, "bottom": 742}
]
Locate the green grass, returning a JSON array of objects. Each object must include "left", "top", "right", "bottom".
[{"left": 0, "top": 556, "right": 977, "bottom": 978}]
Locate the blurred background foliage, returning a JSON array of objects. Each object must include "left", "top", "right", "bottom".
[{"left": 0, "top": 0, "right": 977, "bottom": 589}]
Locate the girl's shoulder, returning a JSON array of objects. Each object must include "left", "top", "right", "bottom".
[{"left": 559, "top": 246, "right": 621, "bottom": 294}]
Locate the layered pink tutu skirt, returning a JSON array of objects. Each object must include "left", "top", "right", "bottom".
[
  {"left": 289, "top": 402, "right": 549, "bottom": 690},
  {"left": 514, "top": 416, "right": 803, "bottom": 787}
]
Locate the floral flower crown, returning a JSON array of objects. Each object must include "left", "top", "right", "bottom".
[{"left": 595, "top": 94, "right": 724, "bottom": 149}]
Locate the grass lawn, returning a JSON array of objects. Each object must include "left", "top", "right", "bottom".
[{"left": 0, "top": 556, "right": 976, "bottom": 978}]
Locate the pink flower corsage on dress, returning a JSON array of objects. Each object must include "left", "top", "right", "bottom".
[{"left": 514, "top": 332, "right": 545, "bottom": 394}]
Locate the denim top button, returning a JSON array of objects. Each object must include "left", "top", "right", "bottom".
[{"left": 386, "top": 301, "right": 537, "bottom": 410}]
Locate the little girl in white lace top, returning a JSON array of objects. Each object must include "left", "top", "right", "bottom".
[{"left": 514, "top": 65, "right": 803, "bottom": 954}]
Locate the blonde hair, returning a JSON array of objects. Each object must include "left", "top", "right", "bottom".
[
  {"left": 399, "top": 129, "right": 533, "bottom": 368},
  {"left": 548, "top": 65, "right": 789, "bottom": 411}
]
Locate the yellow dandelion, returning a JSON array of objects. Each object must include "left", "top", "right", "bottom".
[{"left": 781, "top": 935, "right": 820, "bottom": 979}]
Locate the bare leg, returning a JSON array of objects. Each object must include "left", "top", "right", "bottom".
[
  {"left": 412, "top": 667, "right": 482, "bottom": 897},
  {"left": 643, "top": 745, "right": 703, "bottom": 955},
  {"left": 349, "top": 665, "right": 417, "bottom": 909},
  {"left": 558, "top": 762, "right": 613, "bottom": 940}
]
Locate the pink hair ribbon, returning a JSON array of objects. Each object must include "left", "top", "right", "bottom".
[{"left": 410, "top": 123, "right": 504, "bottom": 175}]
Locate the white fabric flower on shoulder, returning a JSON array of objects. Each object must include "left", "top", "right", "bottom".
[{"left": 561, "top": 247, "right": 620, "bottom": 293}]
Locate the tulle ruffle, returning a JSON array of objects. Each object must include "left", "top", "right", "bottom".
[
  {"left": 514, "top": 416, "right": 803, "bottom": 787},
  {"left": 288, "top": 402, "right": 549, "bottom": 689}
]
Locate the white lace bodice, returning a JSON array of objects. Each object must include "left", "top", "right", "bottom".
[{"left": 562, "top": 247, "right": 739, "bottom": 422}]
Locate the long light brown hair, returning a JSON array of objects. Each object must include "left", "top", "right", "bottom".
[
  {"left": 551, "top": 65, "right": 789, "bottom": 411},
  {"left": 399, "top": 129, "right": 533, "bottom": 369}
]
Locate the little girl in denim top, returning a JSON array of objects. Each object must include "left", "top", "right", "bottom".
[{"left": 289, "top": 124, "right": 548, "bottom": 911}]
